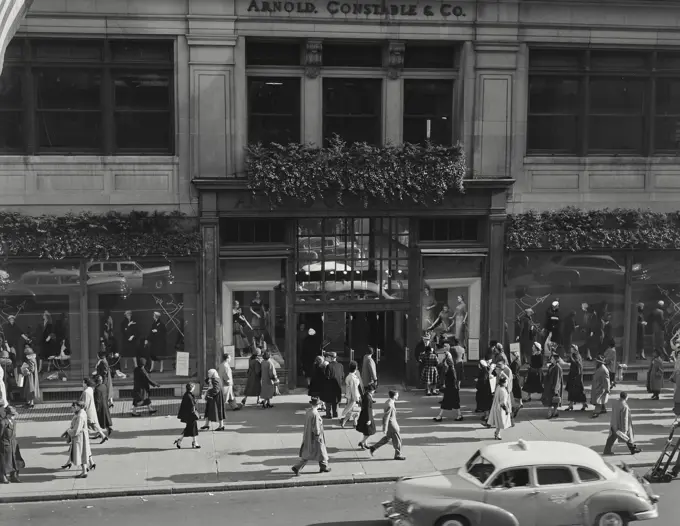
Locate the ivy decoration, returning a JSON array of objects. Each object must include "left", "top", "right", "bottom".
[
  {"left": 0, "top": 211, "right": 201, "bottom": 260},
  {"left": 507, "top": 207, "right": 680, "bottom": 251},
  {"left": 246, "top": 135, "right": 467, "bottom": 208}
]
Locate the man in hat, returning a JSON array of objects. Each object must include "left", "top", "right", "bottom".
[
  {"left": 131, "top": 358, "right": 160, "bottom": 416},
  {"left": 1, "top": 315, "right": 29, "bottom": 362},
  {"left": 322, "top": 351, "right": 344, "bottom": 419},
  {"left": 0, "top": 405, "right": 24, "bottom": 483},
  {"left": 369, "top": 389, "right": 406, "bottom": 460},
  {"left": 544, "top": 301, "right": 561, "bottom": 347},
  {"left": 292, "top": 397, "right": 330, "bottom": 475},
  {"left": 591, "top": 355, "right": 611, "bottom": 418},
  {"left": 144, "top": 311, "right": 167, "bottom": 373},
  {"left": 218, "top": 352, "right": 242, "bottom": 411},
  {"left": 603, "top": 392, "right": 641, "bottom": 456},
  {"left": 650, "top": 301, "right": 670, "bottom": 361}
]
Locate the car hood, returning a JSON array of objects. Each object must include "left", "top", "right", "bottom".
[
  {"left": 397, "top": 470, "right": 480, "bottom": 501},
  {"left": 141, "top": 265, "right": 170, "bottom": 275}
]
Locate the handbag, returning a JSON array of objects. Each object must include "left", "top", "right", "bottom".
[{"left": 15, "top": 368, "right": 24, "bottom": 388}]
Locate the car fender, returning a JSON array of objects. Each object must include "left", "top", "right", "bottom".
[
  {"left": 583, "top": 490, "right": 642, "bottom": 524},
  {"left": 438, "top": 499, "right": 520, "bottom": 526}
]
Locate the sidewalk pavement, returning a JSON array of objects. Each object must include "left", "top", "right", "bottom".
[{"left": 1, "top": 381, "right": 678, "bottom": 503}]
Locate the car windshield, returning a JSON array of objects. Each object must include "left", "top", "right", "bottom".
[{"left": 465, "top": 451, "right": 496, "bottom": 484}]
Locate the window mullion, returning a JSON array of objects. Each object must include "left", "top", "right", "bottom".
[
  {"left": 24, "top": 64, "right": 35, "bottom": 155},
  {"left": 102, "top": 66, "right": 113, "bottom": 155},
  {"left": 648, "top": 51, "right": 657, "bottom": 156},
  {"left": 580, "top": 51, "right": 590, "bottom": 156}
]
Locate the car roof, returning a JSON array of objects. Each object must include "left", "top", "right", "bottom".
[{"left": 480, "top": 441, "right": 608, "bottom": 471}]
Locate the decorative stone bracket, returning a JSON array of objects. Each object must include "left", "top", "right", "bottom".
[
  {"left": 387, "top": 41, "right": 405, "bottom": 80},
  {"left": 305, "top": 39, "right": 322, "bottom": 79}
]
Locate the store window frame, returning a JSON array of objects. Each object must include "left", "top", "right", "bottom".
[
  {"left": 245, "top": 38, "right": 460, "bottom": 153},
  {"left": 526, "top": 48, "right": 680, "bottom": 157},
  {"left": 0, "top": 37, "right": 175, "bottom": 156}
]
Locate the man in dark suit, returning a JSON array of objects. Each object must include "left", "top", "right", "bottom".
[
  {"left": 144, "top": 311, "right": 167, "bottom": 373},
  {"left": 323, "top": 351, "right": 344, "bottom": 419}
]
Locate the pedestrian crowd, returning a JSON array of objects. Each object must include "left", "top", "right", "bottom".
[{"left": 3, "top": 326, "right": 680, "bottom": 483}]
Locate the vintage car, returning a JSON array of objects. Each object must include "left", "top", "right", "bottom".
[
  {"left": 383, "top": 440, "right": 659, "bottom": 526},
  {"left": 87, "top": 260, "right": 173, "bottom": 290},
  {"left": 5, "top": 268, "right": 130, "bottom": 298}
]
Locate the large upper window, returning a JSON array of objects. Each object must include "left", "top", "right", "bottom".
[
  {"left": 527, "top": 49, "right": 680, "bottom": 155},
  {"left": 403, "top": 79, "right": 453, "bottom": 145},
  {"left": 248, "top": 77, "right": 301, "bottom": 144},
  {"left": 0, "top": 38, "right": 174, "bottom": 155},
  {"left": 323, "top": 78, "right": 382, "bottom": 145}
]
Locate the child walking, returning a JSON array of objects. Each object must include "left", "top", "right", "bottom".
[{"left": 369, "top": 390, "right": 406, "bottom": 460}]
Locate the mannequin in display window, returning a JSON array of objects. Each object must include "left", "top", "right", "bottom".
[
  {"left": 451, "top": 295, "right": 468, "bottom": 344},
  {"left": 1, "top": 316, "right": 30, "bottom": 362},
  {"left": 650, "top": 301, "right": 669, "bottom": 361},
  {"left": 38, "top": 311, "right": 57, "bottom": 374},
  {"left": 121, "top": 311, "right": 140, "bottom": 371},
  {"left": 233, "top": 301, "right": 251, "bottom": 358},
  {"left": 427, "top": 304, "right": 453, "bottom": 335},
  {"left": 636, "top": 303, "right": 647, "bottom": 360},
  {"left": 421, "top": 285, "right": 437, "bottom": 332},
  {"left": 544, "top": 301, "right": 561, "bottom": 347},
  {"left": 144, "top": 311, "right": 166, "bottom": 373},
  {"left": 516, "top": 308, "right": 537, "bottom": 365},
  {"left": 249, "top": 291, "right": 264, "bottom": 342},
  {"left": 582, "top": 304, "right": 599, "bottom": 362}
]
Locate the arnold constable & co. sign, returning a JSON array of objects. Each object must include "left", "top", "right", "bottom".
[{"left": 246, "top": 0, "right": 467, "bottom": 17}]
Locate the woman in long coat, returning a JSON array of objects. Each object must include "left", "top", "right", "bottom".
[
  {"left": 566, "top": 347, "right": 587, "bottom": 411},
  {"left": 522, "top": 342, "right": 544, "bottom": 401},
  {"left": 175, "top": 383, "right": 200, "bottom": 449},
  {"left": 291, "top": 397, "right": 330, "bottom": 475},
  {"left": 21, "top": 347, "right": 40, "bottom": 408},
  {"left": 202, "top": 369, "right": 226, "bottom": 431},
  {"left": 0, "top": 406, "right": 24, "bottom": 483},
  {"left": 94, "top": 351, "right": 114, "bottom": 407},
  {"left": 485, "top": 376, "right": 512, "bottom": 440},
  {"left": 475, "top": 360, "right": 493, "bottom": 419},
  {"left": 590, "top": 356, "right": 611, "bottom": 418},
  {"left": 81, "top": 377, "right": 108, "bottom": 443},
  {"left": 260, "top": 351, "right": 279, "bottom": 409},
  {"left": 356, "top": 382, "right": 376, "bottom": 450},
  {"left": 509, "top": 348, "right": 523, "bottom": 418},
  {"left": 421, "top": 347, "right": 439, "bottom": 396},
  {"left": 63, "top": 401, "right": 92, "bottom": 478},
  {"left": 93, "top": 375, "right": 113, "bottom": 436},
  {"left": 242, "top": 348, "right": 263, "bottom": 407},
  {"left": 434, "top": 353, "right": 462, "bottom": 422},
  {"left": 647, "top": 349, "right": 665, "bottom": 400},
  {"left": 541, "top": 353, "right": 563, "bottom": 419}
]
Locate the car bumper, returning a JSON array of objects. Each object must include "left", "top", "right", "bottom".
[
  {"left": 633, "top": 505, "right": 659, "bottom": 520},
  {"left": 382, "top": 501, "right": 414, "bottom": 526}
]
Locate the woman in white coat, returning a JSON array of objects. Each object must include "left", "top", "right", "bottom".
[
  {"left": 62, "top": 401, "right": 94, "bottom": 478},
  {"left": 80, "top": 377, "right": 108, "bottom": 443},
  {"left": 485, "top": 376, "right": 512, "bottom": 440}
]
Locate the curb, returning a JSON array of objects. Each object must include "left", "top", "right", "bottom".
[
  {"left": 0, "top": 474, "right": 402, "bottom": 504},
  {"left": 0, "top": 462, "right": 661, "bottom": 505}
]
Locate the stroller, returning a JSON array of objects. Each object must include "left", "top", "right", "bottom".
[{"left": 644, "top": 418, "right": 680, "bottom": 483}]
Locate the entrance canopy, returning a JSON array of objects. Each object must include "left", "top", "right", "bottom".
[{"left": 0, "top": 0, "right": 32, "bottom": 76}]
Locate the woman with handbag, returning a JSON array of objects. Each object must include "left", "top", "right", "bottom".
[
  {"left": 62, "top": 401, "right": 94, "bottom": 478},
  {"left": 201, "top": 369, "right": 226, "bottom": 431},
  {"left": 175, "top": 383, "right": 200, "bottom": 449},
  {"left": 259, "top": 351, "right": 279, "bottom": 409},
  {"left": 21, "top": 347, "right": 40, "bottom": 408},
  {"left": 541, "top": 352, "right": 564, "bottom": 419}
]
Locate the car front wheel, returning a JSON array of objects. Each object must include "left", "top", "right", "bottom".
[
  {"left": 435, "top": 515, "right": 469, "bottom": 526},
  {"left": 595, "top": 512, "right": 628, "bottom": 526}
]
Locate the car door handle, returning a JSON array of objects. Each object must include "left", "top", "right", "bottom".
[
  {"left": 566, "top": 492, "right": 580, "bottom": 500},
  {"left": 527, "top": 491, "right": 541, "bottom": 496}
]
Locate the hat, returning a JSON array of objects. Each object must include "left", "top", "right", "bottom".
[
  {"left": 637, "top": 302, "right": 644, "bottom": 309},
  {"left": 533, "top": 342, "right": 542, "bottom": 352},
  {"left": 153, "top": 311, "right": 161, "bottom": 317},
  {"left": 658, "top": 301, "right": 665, "bottom": 307},
  {"left": 254, "top": 348, "right": 262, "bottom": 356},
  {"left": 594, "top": 355, "right": 606, "bottom": 364},
  {"left": 524, "top": 308, "right": 534, "bottom": 315},
  {"left": 7, "top": 315, "right": 15, "bottom": 320},
  {"left": 551, "top": 301, "right": 559, "bottom": 308},
  {"left": 479, "top": 360, "right": 488, "bottom": 368},
  {"left": 550, "top": 352, "right": 560, "bottom": 360},
  {"left": 24, "top": 346, "right": 35, "bottom": 356},
  {"left": 326, "top": 351, "right": 337, "bottom": 359},
  {"left": 309, "top": 397, "right": 320, "bottom": 406},
  {"left": 308, "top": 328, "right": 316, "bottom": 336},
  {"left": 0, "top": 350, "right": 9, "bottom": 359}
]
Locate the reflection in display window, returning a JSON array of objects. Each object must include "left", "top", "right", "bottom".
[
  {"left": 295, "top": 217, "right": 409, "bottom": 303},
  {"left": 89, "top": 259, "right": 198, "bottom": 379},
  {"left": 0, "top": 261, "right": 83, "bottom": 388},
  {"left": 422, "top": 257, "right": 482, "bottom": 359},
  {"left": 631, "top": 252, "right": 680, "bottom": 362},
  {"left": 505, "top": 253, "right": 625, "bottom": 363}
]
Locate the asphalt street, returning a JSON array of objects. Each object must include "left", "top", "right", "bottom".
[{"left": 1, "top": 481, "right": 679, "bottom": 526}]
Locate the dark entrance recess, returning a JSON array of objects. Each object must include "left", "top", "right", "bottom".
[{"left": 296, "top": 310, "right": 407, "bottom": 387}]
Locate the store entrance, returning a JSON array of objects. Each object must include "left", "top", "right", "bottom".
[{"left": 296, "top": 310, "right": 407, "bottom": 387}]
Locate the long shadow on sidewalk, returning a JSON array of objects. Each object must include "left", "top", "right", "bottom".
[{"left": 14, "top": 466, "right": 62, "bottom": 484}]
